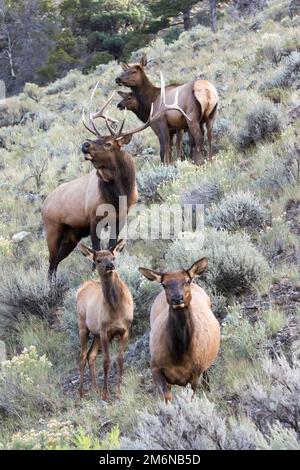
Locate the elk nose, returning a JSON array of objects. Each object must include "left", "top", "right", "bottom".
[
  {"left": 106, "top": 262, "right": 115, "bottom": 272},
  {"left": 172, "top": 295, "right": 184, "bottom": 305},
  {"left": 115, "top": 77, "right": 122, "bottom": 85},
  {"left": 82, "top": 142, "right": 91, "bottom": 154},
  {"left": 117, "top": 103, "right": 124, "bottom": 109}
]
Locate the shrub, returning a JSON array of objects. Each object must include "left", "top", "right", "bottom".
[
  {"left": 206, "top": 191, "right": 268, "bottom": 232},
  {"left": 3, "top": 419, "right": 120, "bottom": 450},
  {"left": 121, "top": 388, "right": 263, "bottom": 450},
  {"left": 0, "top": 267, "right": 68, "bottom": 334},
  {"left": 23, "top": 83, "right": 42, "bottom": 102},
  {"left": 261, "top": 51, "right": 300, "bottom": 90},
  {"left": 237, "top": 101, "right": 281, "bottom": 149},
  {"left": 137, "top": 164, "right": 180, "bottom": 203},
  {"left": 0, "top": 97, "right": 31, "bottom": 127},
  {"left": 46, "top": 70, "right": 81, "bottom": 95},
  {"left": 181, "top": 182, "right": 222, "bottom": 211},
  {"left": 0, "top": 346, "right": 60, "bottom": 424},
  {"left": 242, "top": 355, "right": 300, "bottom": 436},
  {"left": 165, "top": 228, "right": 269, "bottom": 295},
  {"left": 222, "top": 307, "right": 268, "bottom": 360}
]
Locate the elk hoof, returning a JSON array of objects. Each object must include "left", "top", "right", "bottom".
[{"left": 164, "top": 390, "right": 173, "bottom": 403}]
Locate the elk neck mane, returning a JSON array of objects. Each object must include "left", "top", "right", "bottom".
[
  {"left": 100, "top": 271, "right": 123, "bottom": 311},
  {"left": 97, "top": 151, "right": 136, "bottom": 209},
  {"left": 167, "top": 305, "right": 194, "bottom": 360}
]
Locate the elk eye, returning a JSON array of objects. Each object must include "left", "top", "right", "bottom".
[
  {"left": 186, "top": 280, "right": 192, "bottom": 285},
  {"left": 104, "top": 142, "right": 112, "bottom": 150},
  {"left": 161, "top": 283, "right": 166, "bottom": 289}
]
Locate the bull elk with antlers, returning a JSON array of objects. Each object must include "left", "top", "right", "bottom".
[
  {"left": 42, "top": 78, "right": 189, "bottom": 279},
  {"left": 139, "top": 258, "right": 220, "bottom": 402},
  {"left": 116, "top": 55, "right": 219, "bottom": 165}
]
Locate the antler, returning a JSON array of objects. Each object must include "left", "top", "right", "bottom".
[
  {"left": 81, "top": 81, "right": 118, "bottom": 137},
  {"left": 115, "top": 71, "right": 191, "bottom": 141}
]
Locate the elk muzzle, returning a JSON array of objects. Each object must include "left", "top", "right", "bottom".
[
  {"left": 171, "top": 295, "right": 185, "bottom": 308},
  {"left": 115, "top": 76, "right": 123, "bottom": 85},
  {"left": 82, "top": 142, "right": 91, "bottom": 154}
]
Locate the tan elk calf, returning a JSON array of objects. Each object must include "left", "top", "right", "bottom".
[
  {"left": 76, "top": 239, "right": 133, "bottom": 400},
  {"left": 139, "top": 258, "right": 220, "bottom": 402}
]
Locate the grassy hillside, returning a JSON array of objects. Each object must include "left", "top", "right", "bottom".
[{"left": 0, "top": 0, "right": 299, "bottom": 450}]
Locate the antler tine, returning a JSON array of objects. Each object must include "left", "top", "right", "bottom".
[
  {"left": 92, "top": 92, "right": 118, "bottom": 124},
  {"left": 115, "top": 103, "right": 154, "bottom": 141},
  {"left": 81, "top": 108, "right": 98, "bottom": 137},
  {"left": 105, "top": 110, "right": 117, "bottom": 137},
  {"left": 159, "top": 71, "right": 192, "bottom": 122},
  {"left": 118, "top": 107, "right": 127, "bottom": 136}
]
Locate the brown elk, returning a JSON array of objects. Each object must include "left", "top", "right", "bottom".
[
  {"left": 42, "top": 80, "right": 187, "bottom": 280},
  {"left": 116, "top": 54, "right": 219, "bottom": 165},
  {"left": 139, "top": 258, "right": 220, "bottom": 402},
  {"left": 76, "top": 239, "right": 133, "bottom": 400},
  {"left": 117, "top": 90, "right": 185, "bottom": 161}
]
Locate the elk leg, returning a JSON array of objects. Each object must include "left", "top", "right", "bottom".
[
  {"left": 169, "top": 131, "right": 175, "bottom": 162},
  {"left": 156, "top": 120, "right": 171, "bottom": 165},
  {"left": 79, "top": 328, "right": 89, "bottom": 397},
  {"left": 176, "top": 129, "right": 184, "bottom": 161},
  {"left": 187, "top": 121, "right": 205, "bottom": 165},
  {"left": 116, "top": 330, "right": 129, "bottom": 399},
  {"left": 100, "top": 332, "right": 110, "bottom": 401},
  {"left": 202, "top": 370, "right": 210, "bottom": 392},
  {"left": 190, "top": 373, "right": 200, "bottom": 398},
  {"left": 87, "top": 336, "right": 101, "bottom": 394},
  {"left": 90, "top": 219, "right": 101, "bottom": 251},
  {"left": 45, "top": 223, "right": 63, "bottom": 281},
  {"left": 152, "top": 368, "right": 172, "bottom": 403}
]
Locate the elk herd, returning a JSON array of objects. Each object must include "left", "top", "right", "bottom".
[{"left": 42, "top": 55, "right": 220, "bottom": 402}]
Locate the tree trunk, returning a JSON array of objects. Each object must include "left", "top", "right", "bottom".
[
  {"left": 209, "top": 0, "right": 217, "bottom": 33},
  {"left": 183, "top": 6, "right": 191, "bottom": 31}
]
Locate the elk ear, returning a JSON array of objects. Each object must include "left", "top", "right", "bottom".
[
  {"left": 139, "top": 267, "right": 162, "bottom": 283},
  {"left": 118, "top": 91, "right": 128, "bottom": 98},
  {"left": 187, "top": 257, "right": 208, "bottom": 279},
  {"left": 78, "top": 243, "right": 95, "bottom": 261},
  {"left": 140, "top": 54, "right": 147, "bottom": 67},
  {"left": 121, "top": 62, "right": 129, "bottom": 71},
  {"left": 117, "top": 134, "right": 132, "bottom": 146},
  {"left": 111, "top": 239, "right": 126, "bottom": 256}
]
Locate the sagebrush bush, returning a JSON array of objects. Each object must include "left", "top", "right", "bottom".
[
  {"left": 46, "top": 70, "right": 82, "bottom": 95},
  {"left": 137, "top": 164, "right": 180, "bottom": 203},
  {"left": 121, "top": 388, "right": 296, "bottom": 450},
  {"left": 0, "top": 346, "right": 60, "bottom": 425},
  {"left": 181, "top": 181, "right": 222, "bottom": 210},
  {"left": 206, "top": 191, "right": 268, "bottom": 232},
  {"left": 3, "top": 419, "right": 120, "bottom": 450},
  {"left": 237, "top": 101, "right": 281, "bottom": 149},
  {"left": 0, "top": 267, "right": 68, "bottom": 333},
  {"left": 242, "top": 355, "right": 300, "bottom": 436},
  {"left": 222, "top": 307, "right": 268, "bottom": 360},
  {"left": 165, "top": 228, "right": 269, "bottom": 295},
  {"left": 261, "top": 51, "right": 300, "bottom": 90}
]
